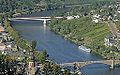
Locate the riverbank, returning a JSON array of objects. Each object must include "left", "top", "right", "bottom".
[
  {"left": 4, "top": 18, "right": 31, "bottom": 51},
  {"left": 49, "top": 17, "right": 120, "bottom": 59},
  {"left": 4, "top": 17, "right": 76, "bottom": 75},
  {"left": 4, "top": 18, "right": 47, "bottom": 63}
]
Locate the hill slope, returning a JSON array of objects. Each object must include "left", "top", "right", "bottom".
[{"left": 49, "top": 17, "right": 120, "bottom": 59}]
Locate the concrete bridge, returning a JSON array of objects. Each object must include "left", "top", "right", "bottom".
[
  {"left": 60, "top": 60, "right": 120, "bottom": 69},
  {"left": 9, "top": 16, "right": 64, "bottom": 27}
]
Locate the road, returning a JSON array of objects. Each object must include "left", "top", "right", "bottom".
[{"left": 108, "top": 21, "right": 118, "bottom": 37}]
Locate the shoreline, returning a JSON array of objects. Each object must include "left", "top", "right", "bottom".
[
  {"left": 49, "top": 21, "right": 116, "bottom": 60},
  {"left": 49, "top": 28, "right": 105, "bottom": 59},
  {"left": 9, "top": 8, "right": 115, "bottom": 60}
]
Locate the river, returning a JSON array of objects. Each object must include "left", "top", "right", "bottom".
[{"left": 11, "top": 10, "right": 120, "bottom": 75}]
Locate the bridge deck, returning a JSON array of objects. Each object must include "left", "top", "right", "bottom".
[
  {"left": 60, "top": 60, "right": 120, "bottom": 68},
  {"left": 9, "top": 16, "right": 64, "bottom": 21}
]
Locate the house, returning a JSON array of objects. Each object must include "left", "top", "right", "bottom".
[
  {"left": 117, "top": 31, "right": 120, "bottom": 38},
  {"left": 117, "top": 7, "right": 120, "bottom": 13},
  {"left": 1, "top": 31, "right": 8, "bottom": 36},
  {"left": 93, "top": 14, "right": 100, "bottom": 19},
  {"left": 0, "top": 33, "right": 3, "bottom": 43},
  {"left": 66, "top": 15, "right": 80, "bottom": 20},
  {"left": 118, "top": 10, "right": 120, "bottom": 13},
  {"left": 104, "top": 34, "right": 117, "bottom": 47},
  {"left": 28, "top": 62, "right": 35, "bottom": 75},
  {"left": 0, "top": 26, "right": 5, "bottom": 33},
  {"left": 113, "top": 14, "right": 119, "bottom": 22},
  {"left": 108, "top": 16, "right": 113, "bottom": 21},
  {"left": 74, "top": 15, "right": 80, "bottom": 19},
  {"left": 5, "top": 42, "right": 18, "bottom": 51},
  {"left": 117, "top": 44, "right": 120, "bottom": 50},
  {"left": 13, "top": 13, "right": 21, "bottom": 17},
  {"left": 0, "top": 43, "right": 6, "bottom": 51},
  {"left": 92, "top": 14, "right": 101, "bottom": 23},
  {"left": 66, "top": 16, "right": 74, "bottom": 20},
  {"left": 92, "top": 18, "right": 99, "bottom": 23}
]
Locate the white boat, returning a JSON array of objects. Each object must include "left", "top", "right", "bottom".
[{"left": 78, "top": 45, "right": 91, "bottom": 53}]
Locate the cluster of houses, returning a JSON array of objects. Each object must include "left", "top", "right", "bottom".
[
  {"left": 66, "top": 15, "right": 80, "bottom": 20},
  {"left": 0, "top": 24, "right": 32, "bottom": 75},
  {"left": 92, "top": 14, "right": 101, "bottom": 23},
  {"left": 0, "top": 24, "right": 39, "bottom": 75},
  {"left": 104, "top": 34, "right": 117, "bottom": 47},
  {"left": 91, "top": 13, "right": 119, "bottom": 23},
  {"left": 0, "top": 24, "right": 18, "bottom": 55},
  {"left": 104, "top": 34, "right": 120, "bottom": 50}
]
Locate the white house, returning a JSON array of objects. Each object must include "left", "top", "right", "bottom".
[
  {"left": 92, "top": 14, "right": 101, "bottom": 23},
  {"left": 74, "top": 15, "right": 80, "bottom": 19},
  {"left": 1, "top": 31, "right": 8, "bottom": 36},
  {"left": 13, "top": 13, "right": 21, "bottom": 17},
  {"left": 108, "top": 16, "right": 112, "bottom": 20},
  {"left": 93, "top": 14, "right": 100, "bottom": 19},
  {"left": 66, "top": 16, "right": 74, "bottom": 20},
  {"left": 117, "top": 7, "right": 120, "bottom": 13},
  {"left": 117, "top": 44, "right": 120, "bottom": 50},
  {"left": 92, "top": 18, "right": 99, "bottom": 23}
]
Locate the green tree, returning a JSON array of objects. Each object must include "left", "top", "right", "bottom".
[{"left": 31, "top": 40, "right": 37, "bottom": 50}]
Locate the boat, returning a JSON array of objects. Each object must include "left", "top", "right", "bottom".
[{"left": 78, "top": 45, "right": 91, "bottom": 53}]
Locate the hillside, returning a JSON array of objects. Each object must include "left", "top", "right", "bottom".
[{"left": 49, "top": 17, "right": 120, "bottom": 59}]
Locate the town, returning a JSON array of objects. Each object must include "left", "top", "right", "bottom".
[{"left": 0, "top": 0, "right": 120, "bottom": 75}]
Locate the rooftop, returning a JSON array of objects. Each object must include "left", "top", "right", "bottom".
[
  {"left": 0, "top": 26, "right": 5, "bottom": 33},
  {"left": 105, "top": 34, "right": 114, "bottom": 39}
]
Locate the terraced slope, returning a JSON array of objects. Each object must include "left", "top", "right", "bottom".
[{"left": 50, "top": 17, "right": 120, "bottom": 58}]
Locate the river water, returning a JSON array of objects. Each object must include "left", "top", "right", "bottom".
[{"left": 11, "top": 10, "right": 120, "bottom": 75}]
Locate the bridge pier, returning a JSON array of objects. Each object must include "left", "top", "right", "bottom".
[
  {"left": 74, "top": 63, "right": 82, "bottom": 75},
  {"left": 43, "top": 20, "right": 47, "bottom": 27},
  {"left": 60, "top": 60, "right": 120, "bottom": 74},
  {"left": 110, "top": 60, "right": 114, "bottom": 69}
]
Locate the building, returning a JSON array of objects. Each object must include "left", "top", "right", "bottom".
[
  {"left": 104, "top": 34, "right": 117, "bottom": 47},
  {"left": 113, "top": 14, "right": 119, "bottom": 22},
  {"left": 66, "top": 16, "right": 74, "bottom": 20},
  {"left": 13, "top": 13, "right": 21, "bottom": 17},
  {"left": 66, "top": 15, "right": 80, "bottom": 20},
  {"left": 0, "top": 43, "right": 6, "bottom": 51},
  {"left": 116, "top": 0, "right": 120, "bottom": 6},
  {"left": 117, "top": 44, "right": 120, "bottom": 50},
  {"left": 92, "top": 14, "right": 101, "bottom": 23},
  {"left": 92, "top": 18, "right": 99, "bottom": 23},
  {"left": 0, "top": 33, "right": 3, "bottom": 43},
  {"left": 28, "top": 48, "right": 37, "bottom": 75},
  {"left": 5, "top": 42, "right": 18, "bottom": 51},
  {"left": 0, "top": 26, "right": 5, "bottom": 33},
  {"left": 74, "top": 15, "right": 80, "bottom": 19},
  {"left": 28, "top": 62, "right": 35, "bottom": 75}
]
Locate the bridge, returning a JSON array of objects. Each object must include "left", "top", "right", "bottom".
[
  {"left": 60, "top": 60, "right": 120, "bottom": 69},
  {"left": 9, "top": 16, "right": 64, "bottom": 26}
]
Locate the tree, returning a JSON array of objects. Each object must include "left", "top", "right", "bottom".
[
  {"left": 31, "top": 40, "right": 37, "bottom": 50},
  {"left": 51, "top": 64, "right": 61, "bottom": 75},
  {"left": 63, "top": 69, "right": 71, "bottom": 75}
]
